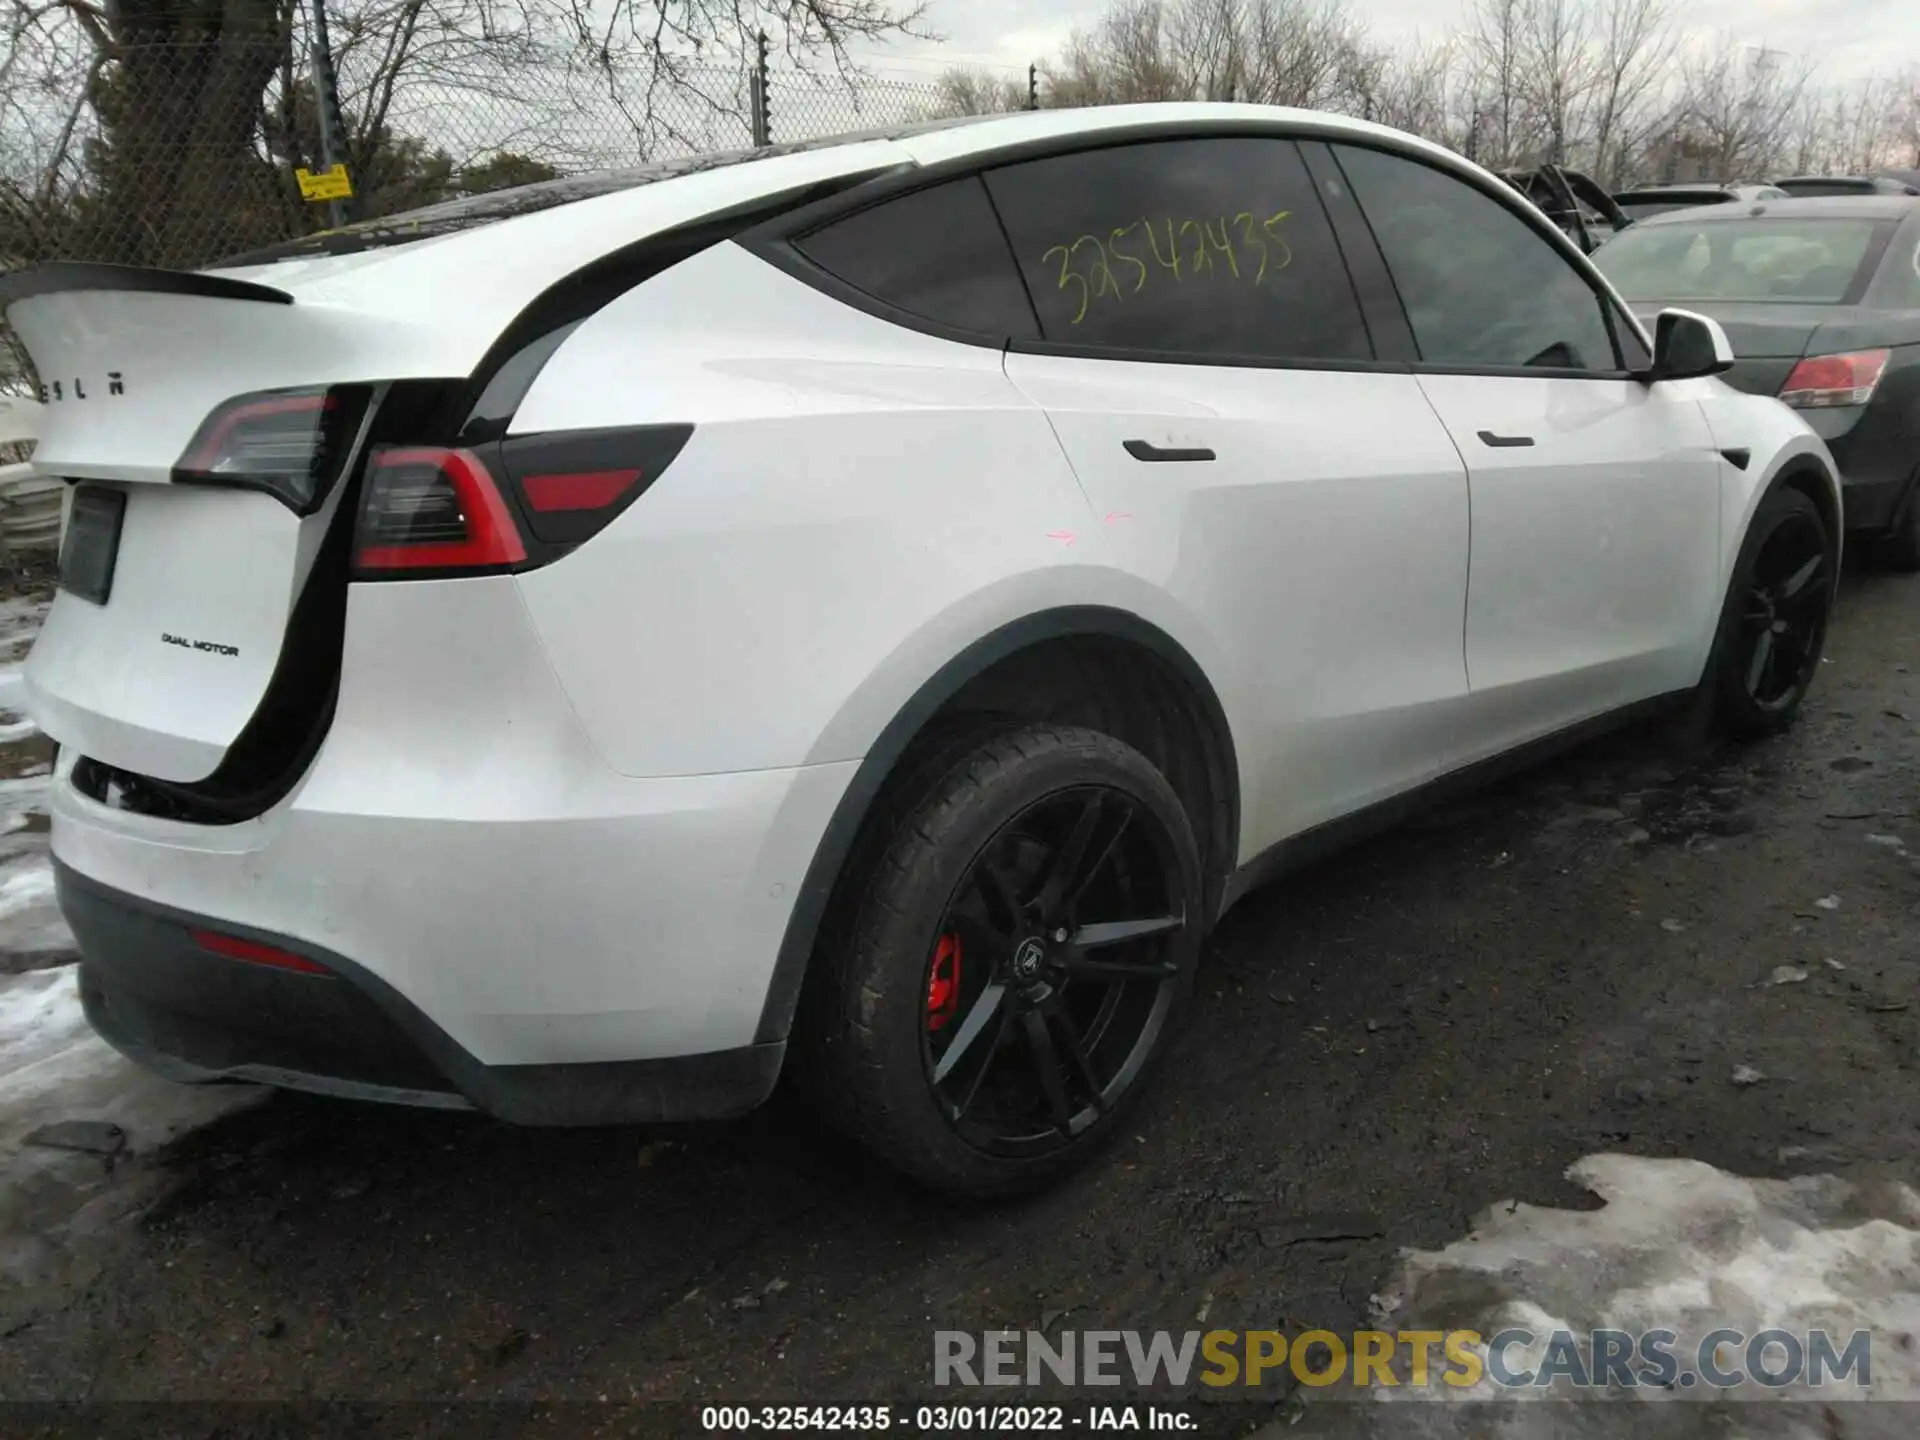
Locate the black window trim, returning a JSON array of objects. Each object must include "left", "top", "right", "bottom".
[
  {"left": 1298, "top": 140, "right": 1416, "bottom": 362},
  {"left": 1326, "top": 137, "right": 1646, "bottom": 382},
  {"left": 738, "top": 119, "right": 1493, "bottom": 375},
  {"left": 1008, "top": 337, "right": 1412, "bottom": 375}
]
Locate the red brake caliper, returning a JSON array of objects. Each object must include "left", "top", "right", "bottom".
[{"left": 926, "top": 932, "right": 964, "bottom": 1033}]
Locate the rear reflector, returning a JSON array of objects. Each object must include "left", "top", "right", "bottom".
[
  {"left": 353, "top": 446, "right": 528, "bottom": 577},
  {"left": 175, "top": 385, "right": 372, "bottom": 514},
  {"left": 1778, "top": 349, "right": 1890, "bottom": 409},
  {"left": 191, "top": 929, "right": 330, "bottom": 976},
  {"left": 497, "top": 424, "right": 694, "bottom": 547},
  {"left": 521, "top": 468, "right": 642, "bottom": 512}
]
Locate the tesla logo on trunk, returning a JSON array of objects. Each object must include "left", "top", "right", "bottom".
[
  {"left": 39, "top": 372, "right": 123, "bottom": 401},
  {"left": 162, "top": 632, "right": 239, "bottom": 658}
]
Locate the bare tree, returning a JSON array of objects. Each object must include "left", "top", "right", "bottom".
[
  {"left": 1241, "top": 0, "right": 1364, "bottom": 110},
  {"left": 1675, "top": 37, "right": 1813, "bottom": 182},
  {"left": 927, "top": 65, "right": 1026, "bottom": 117},
  {"left": 1783, "top": 81, "right": 1829, "bottom": 175},
  {"left": 1381, "top": 37, "right": 1469, "bottom": 145},
  {"left": 1517, "top": 0, "right": 1591, "bottom": 166},
  {"left": 1043, "top": 0, "right": 1377, "bottom": 113},
  {"left": 1166, "top": 0, "right": 1247, "bottom": 102},
  {"left": 1584, "top": 0, "right": 1674, "bottom": 185},
  {"left": 1465, "top": 0, "right": 1526, "bottom": 168},
  {"left": 1044, "top": 0, "right": 1185, "bottom": 106},
  {"left": 1903, "top": 66, "right": 1920, "bottom": 168}
]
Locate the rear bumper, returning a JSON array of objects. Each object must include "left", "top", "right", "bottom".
[
  {"left": 63, "top": 859, "right": 785, "bottom": 1124},
  {"left": 1805, "top": 351, "right": 1920, "bottom": 533},
  {"left": 1832, "top": 466, "right": 1912, "bottom": 532},
  {"left": 46, "top": 573, "right": 859, "bottom": 1120}
]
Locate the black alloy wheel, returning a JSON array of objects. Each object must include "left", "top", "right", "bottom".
[
  {"left": 1714, "top": 486, "right": 1833, "bottom": 737},
  {"left": 921, "top": 784, "right": 1186, "bottom": 1157},
  {"left": 1737, "top": 512, "right": 1827, "bottom": 713},
  {"left": 797, "top": 722, "right": 1204, "bottom": 1197}
]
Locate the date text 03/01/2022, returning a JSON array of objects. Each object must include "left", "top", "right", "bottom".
[{"left": 699, "top": 1404, "right": 1195, "bottom": 1431}]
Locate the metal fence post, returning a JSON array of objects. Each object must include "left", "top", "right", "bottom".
[
  {"left": 309, "top": 0, "right": 351, "bottom": 227},
  {"left": 750, "top": 31, "right": 771, "bottom": 147}
]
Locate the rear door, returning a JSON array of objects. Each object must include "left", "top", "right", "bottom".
[
  {"left": 1329, "top": 143, "right": 1722, "bottom": 765},
  {"left": 983, "top": 134, "right": 1473, "bottom": 850}
]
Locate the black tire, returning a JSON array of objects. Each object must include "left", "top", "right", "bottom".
[
  {"left": 1709, "top": 485, "right": 1834, "bottom": 739},
  {"left": 794, "top": 722, "right": 1204, "bottom": 1198}
]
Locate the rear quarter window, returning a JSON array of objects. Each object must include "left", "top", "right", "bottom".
[
  {"left": 1892, "top": 235, "right": 1920, "bottom": 309},
  {"left": 790, "top": 176, "right": 1038, "bottom": 342}
]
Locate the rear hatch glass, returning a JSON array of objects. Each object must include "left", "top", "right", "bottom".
[{"left": 1593, "top": 217, "right": 1893, "bottom": 306}]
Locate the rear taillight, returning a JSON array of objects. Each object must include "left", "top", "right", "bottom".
[
  {"left": 1777, "top": 349, "right": 1890, "bottom": 409},
  {"left": 175, "top": 385, "right": 372, "bottom": 514},
  {"left": 351, "top": 423, "right": 694, "bottom": 579},
  {"left": 353, "top": 446, "right": 527, "bottom": 577}
]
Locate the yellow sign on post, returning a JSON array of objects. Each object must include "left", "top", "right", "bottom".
[{"left": 295, "top": 164, "right": 354, "bottom": 201}]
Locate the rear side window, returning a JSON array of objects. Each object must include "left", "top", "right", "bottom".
[
  {"left": 1593, "top": 216, "right": 1889, "bottom": 305},
  {"left": 982, "top": 137, "right": 1373, "bottom": 363},
  {"left": 1888, "top": 235, "right": 1920, "bottom": 309},
  {"left": 1334, "top": 144, "right": 1619, "bottom": 372},
  {"left": 791, "top": 176, "right": 1038, "bottom": 341}
]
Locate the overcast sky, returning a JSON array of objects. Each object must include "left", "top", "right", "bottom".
[{"left": 849, "top": 0, "right": 1918, "bottom": 85}]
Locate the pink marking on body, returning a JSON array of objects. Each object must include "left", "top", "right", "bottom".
[
  {"left": 1045, "top": 530, "right": 1077, "bottom": 547},
  {"left": 1103, "top": 511, "right": 1136, "bottom": 524}
]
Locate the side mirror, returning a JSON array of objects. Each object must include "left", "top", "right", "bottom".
[{"left": 1649, "top": 308, "right": 1734, "bottom": 381}]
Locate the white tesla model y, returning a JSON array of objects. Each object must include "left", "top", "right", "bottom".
[{"left": 3, "top": 105, "right": 1840, "bottom": 1195}]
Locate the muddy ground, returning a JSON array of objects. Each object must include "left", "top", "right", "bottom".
[{"left": 0, "top": 558, "right": 1917, "bottom": 1436}]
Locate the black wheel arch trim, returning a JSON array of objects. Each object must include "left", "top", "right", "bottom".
[
  {"left": 753, "top": 605, "right": 1241, "bottom": 1046},
  {"left": 1705, "top": 456, "right": 1843, "bottom": 688},
  {"left": 1765, "top": 455, "right": 1845, "bottom": 552}
]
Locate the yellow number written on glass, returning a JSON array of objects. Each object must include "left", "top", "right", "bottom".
[{"left": 1041, "top": 244, "right": 1091, "bottom": 324}]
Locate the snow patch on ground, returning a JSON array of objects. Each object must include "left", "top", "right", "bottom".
[
  {"left": 0, "top": 965, "right": 261, "bottom": 1156},
  {"left": 0, "top": 599, "right": 64, "bottom": 964},
  {"left": 0, "top": 851, "right": 67, "bottom": 956},
  {"left": 0, "top": 966, "right": 262, "bottom": 1333},
  {"left": 0, "top": 764, "right": 64, "bottom": 960},
  {"left": 0, "top": 596, "right": 45, "bottom": 660},
  {"left": 0, "top": 660, "right": 28, "bottom": 714},
  {"left": 1356, "top": 1154, "right": 1920, "bottom": 1437}
]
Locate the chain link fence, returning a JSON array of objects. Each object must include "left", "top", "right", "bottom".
[{"left": 1, "top": 38, "right": 983, "bottom": 405}]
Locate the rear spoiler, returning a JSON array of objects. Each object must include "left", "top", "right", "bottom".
[{"left": 0, "top": 261, "right": 292, "bottom": 310}]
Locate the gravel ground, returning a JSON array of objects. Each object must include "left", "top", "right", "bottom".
[{"left": 0, "top": 559, "right": 1916, "bottom": 1438}]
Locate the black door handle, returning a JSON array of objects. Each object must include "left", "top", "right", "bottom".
[
  {"left": 1477, "top": 430, "right": 1535, "bottom": 448},
  {"left": 1124, "top": 439, "right": 1215, "bottom": 463}
]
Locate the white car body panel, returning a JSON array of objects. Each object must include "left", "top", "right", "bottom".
[
  {"left": 3, "top": 103, "right": 1843, "bottom": 1105},
  {"left": 510, "top": 242, "right": 1104, "bottom": 779},
  {"left": 49, "top": 575, "right": 855, "bottom": 1063},
  {"left": 1001, "top": 351, "right": 1472, "bottom": 856},
  {"left": 1416, "top": 371, "right": 1723, "bottom": 765}
]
